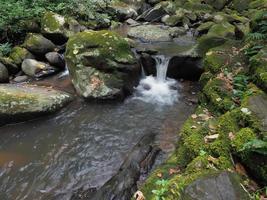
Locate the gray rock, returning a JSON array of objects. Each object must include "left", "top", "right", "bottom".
[
  {"left": 109, "top": 2, "right": 138, "bottom": 21},
  {"left": 13, "top": 75, "right": 28, "bottom": 83},
  {"left": 182, "top": 171, "right": 249, "bottom": 200},
  {"left": 22, "top": 59, "right": 58, "bottom": 78},
  {"left": 127, "top": 24, "right": 185, "bottom": 42},
  {"left": 45, "top": 52, "right": 65, "bottom": 69},
  {"left": 23, "top": 33, "right": 56, "bottom": 56},
  {"left": 0, "top": 63, "right": 9, "bottom": 83},
  {"left": 0, "top": 84, "right": 73, "bottom": 126},
  {"left": 137, "top": 4, "right": 167, "bottom": 22},
  {"left": 65, "top": 30, "right": 140, "bottom": 100},
  {"left": 125, "top": 18, "right": 140, "bottom": 26}
]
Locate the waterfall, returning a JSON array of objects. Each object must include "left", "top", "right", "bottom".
[
  {"left": 153, "top": 55, "right": 170, "bottom": 82},
  {"left": 132, "top": 55, "right": 179, "bottom": 105}
]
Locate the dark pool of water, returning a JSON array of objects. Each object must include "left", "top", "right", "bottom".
[{"left": 0, "top": 81, "right": 198, "bottom": 200}]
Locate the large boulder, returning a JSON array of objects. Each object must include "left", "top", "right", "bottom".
[
  {"left": 181, "top": 171, "right": 249, "bottom": 200},
  {"left": 137, "top": 3, "right": 167, "bottom": 22},
  {"left": 109, "top": 1, "right": 138, "bottom": 21},
  {"left": 127, "top": 24, "right": 185, "bottom": 42},
  {"left": 23, "top": 33, "right": 56, "bottom": 56},
  {"left": 45, "top": 52, "right": 65, "bottom": 69},
  {"left": 41, "top": 12, "right": 84, "bottom": 44},
  {"left": 22, "top": 59, "right": 58, "bottom": 78},
  {"left": 0, "top": 63, "right": 9, "bottom": 83},
  {"left": 0, "top": 84, "right": 72, "bottom": 125},
  {"left": 65, "top": 30, "right": 140, "bottom": 100}
]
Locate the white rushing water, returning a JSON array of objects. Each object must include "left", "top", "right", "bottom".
[{"left": 133, "top": 55, "right": 179, "bottom": 105}]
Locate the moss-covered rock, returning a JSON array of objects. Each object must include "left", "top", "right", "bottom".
[
  {"left": 9, "top": 46, "right": 35, "bottom": 66},
  {"left": 41, "top": 11, "right": 84, "bottom": 44},
  {"left": 207, "top": 22, "right": 235, "bottom": 38},
  {"left": 0, "top": 63, "right": 9, "bottom": 83},
  {"left": 65, "top": 30, "right": 140, "bottom": 100},
  {"left": 204, "top": 0, "right": 228, "bottom": 10},
  {"left": 0, "top": 84, "right": 73, "bottom": 126},
  {"left": 250, "top": 47, "right": 267, "bottom": 92},
  {"left": 0, "top": 57, "right": 19, "bottom": 74},
  {"left": 23, "top": 33, "right": 56, "bottom": 56}
]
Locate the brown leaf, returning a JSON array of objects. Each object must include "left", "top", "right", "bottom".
[
  {"left": 204, "top": 134, "right": 219, "bottom": 143},
  {"left": 169, "top": 168, "right": 180, "bottom": 175},
  {"left": 191, "top": 114, "right": 198, "bottom": 119},
  {"left": 134, "top": 191, "right": 145, "bottom": 200},
  {"left": 156, "top": 172, "right": 163, "bottom": 178}
]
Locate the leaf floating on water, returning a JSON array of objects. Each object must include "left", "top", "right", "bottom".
[{"left": 134, "top": 191, "right": 145, "bottom": 200}]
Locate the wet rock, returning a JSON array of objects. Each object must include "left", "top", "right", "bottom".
[
  {"left": 41, "top": 11, "right": 84, "bottom": 44},
  {"left": 127, "top": 24, "right": 185, "bottom": 42},
  {"left": 125, "top": 18, "right": 139, "bottom": 26},
  {"left": 23, "top": 33, "right": 56, "bottom": 57},
  {"left": 0, "top": 63, "right": 9, "bottom": 83},
  {"left": 22, "top": 59, "right": 58, "bottom": 78},
  {"left": 65, "top": 30, "right": 140, "bottom": 100},
  {"left": 0, "top": 84, "right": 73, "bottom": 126},
  {"left": 72, "top": 132, "right": 160, "bottom": 200},
  {"left": 45, "top": 52, "right": 65, "bottom": 69},
  {"left": 181, "top": 171, "right": 249, "bottom": 200},
  {"left": 137, "top": 3, "right": 167, "bottom": 22},
  {"left": 13, "top": 75, "right": 28, "bottom": 83},
  {"left": 9, "top": 46, "right": 35, "bottom": 66}
]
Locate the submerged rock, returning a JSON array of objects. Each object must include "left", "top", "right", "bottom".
[
  {"left": 65, "top": 30, "right": 140, "bottom": 100},
  {"left": 0, "top": 84, "right": 73, "bottom": 126},
  {"left": 23, "top": 33, "right": 56, "bottom": 56},
  {"left": 127, "top": 24, "right": 185, "bottom": 42},
  {"left": 181, "top": 171, "right": 249, "bottom": 200}
]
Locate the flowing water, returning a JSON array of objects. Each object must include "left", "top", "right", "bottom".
[{"left": 0, "top": 55, "right": 198, "bottom": 200}]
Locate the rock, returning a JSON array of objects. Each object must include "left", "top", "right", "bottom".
[
  {"left": 125, "top": 18, "right": 139, "bottom": 26},
  {"left": 196, "top": 21, "right": 215, "bottom": 33},
  {"left": 208, "top": 22, "right": 236, "bottom": 38},
  {"left": 109, "top": 2, "right": 138, "bottom": 21},
  {"left": 234, "top": 22, "right": 250, "bottom": 39},
  {"left": 9, "top": 46, "right": 35, "bottom": 66},
  {"left": 204, "top": 0, "right": 228, "bottom": 10},
  {"left": 0, "top": 84, "right": 72, "bottom": 126},
  {"left": 45, "top": 52, "right": 65, "bottom": 69},
  {"left": 232, "top": 0, "right": 250, "bottom": 12},
  {"left": 181, "top": 171, "right": 249, "bottom": 200},
  {"left": 65, "top": 30, "right": 140, "bottom": 100},
  {"left": 41, "top": 11, "right": 84, "bottom": 44},
  {"left": 250, "top": 47, "right": 267, "bottom": 92},
  {"left": 0, "top": 57, "right": 19, "bottom": 74},
  {"left": 23, "top": 33, "right": 56, "bottom": 56},
  {"left": 127, "top": 24, "right": 185, "bottom": 42},
  {"left": 137, "top": 3, "right": 167, "bottom": 22},
  {"left": 147, "top": 0, "right": 161, "bottom": 5},
  {"left": 22, "top": 59, "right": 58, "bottom": 78},
  {"left": 13, "top": 75, "right": 28, "bottom": 83},
  {"left": 0, "top": 63, "right": 9, "bottom": 83}
]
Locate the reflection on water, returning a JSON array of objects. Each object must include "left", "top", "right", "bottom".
[{"left": 0, "top": 81, "right": 197, "bottom": 200}]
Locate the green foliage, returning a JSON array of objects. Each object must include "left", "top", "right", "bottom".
[
  {"left": 0, "top": 42, "right": 12, "bottom": 56},
  {"left": 233, "top": 74, "right": 252, "bottom": 100},
  {"left": 241, "top": 139, "right": 267, "bottom": 155},
  {"left": 0, "top": 0, "right": 111, "bottom": 43},
  {"left": 151, "top": 179, "right": 169, "bottom": 200},
  {"left": 244, "top": 45, "right": 264, "bottom": 57}
]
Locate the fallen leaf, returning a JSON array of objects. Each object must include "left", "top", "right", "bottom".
[
  {"left": 191, "top": 114, "right": 198, "bottom": 119},
  {"left": 191, "top": 126, "right": 197, "bottom": 129},
  {"left": 134, "top": 191, "right": 145, "bottom": 200},
  {"left": 204, "top": 134, "right": 219, "bottom": 143},
  {"left": 169, "top": 168, "right": 180, "bottom": 175},
  {"left": 235, "top": 163, "right": 247, "bottom": 176},
  {"left": 228, "top": 132, "right": 235, "bottom": 141},
  {"left": 156, "top": 173, "right": 163, "bottom": 178}
]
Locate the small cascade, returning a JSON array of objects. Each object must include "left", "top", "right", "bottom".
[{"left": 133, "top": 55, "right": 179, "bottom": 105}]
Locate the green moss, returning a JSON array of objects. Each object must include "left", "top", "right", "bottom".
[
  {"left": 207, "top": 22, "right": 235, "bottom": 38},
  {"left": 231, "top": 128, "right": 257, "bottom": 152},
  {"left": 41, "top": 11, "right": 62, "bottom": 32},
  {"left": 9, "top": 46, "right": 34, "bottom": 65}
]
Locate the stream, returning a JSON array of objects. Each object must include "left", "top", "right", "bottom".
[{"left": 0, "top": 55, "right": 198, "bottom": 200}]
